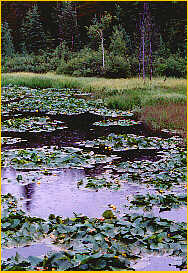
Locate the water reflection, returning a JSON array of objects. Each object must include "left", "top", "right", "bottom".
[
  {"left": 1, "top": 167, "right": 187, "bottom": 223},
  {"left": 2, "top": 242, "right": 56, "bottom": 259},
  {"left": 1, "top": 166, "right": 16, "bottom": 180},
  {"left": 22, "top": 183, "right": 35, "bottom": 212},
  {"left": 133, "top": 254, "right": 185, "bottom": 271}
]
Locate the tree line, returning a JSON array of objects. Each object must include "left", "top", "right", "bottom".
[{"left": 1, "top": 1, "right": 187, "bottom": 78}]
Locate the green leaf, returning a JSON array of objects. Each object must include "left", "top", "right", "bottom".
[{"left": 28, "top": 256, "right": 42, "bottom": 265}]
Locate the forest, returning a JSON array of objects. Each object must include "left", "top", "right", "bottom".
[{"left": 1, "top": 1, "right": 187, "bottom": 78}]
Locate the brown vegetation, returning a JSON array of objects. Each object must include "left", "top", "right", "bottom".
[{"left": 139, "top": 103, "right": 187, "bottom": 141}]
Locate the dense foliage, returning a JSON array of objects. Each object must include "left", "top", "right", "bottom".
[
  {"left": 1, "top": 22, "right": 15, "bottom": 57},
  {"left": 1, "top": 1, "right": 187, "bottom": 78}
]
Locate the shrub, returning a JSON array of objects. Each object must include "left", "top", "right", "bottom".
[
  {"left": 1, "top": 51, "right": 61, "bottom": 73},
  {"left": 154, "top": 55, "right": 186, "bottom": 78},
  {"left": 129, "top": 56, "right": 140, "bottom": 77},
  {"left": 57, "top": 48, "right": 132, "bottom": 78},
  {"left": 109, "top": 25, "right": 132, "bottom": 57},
  {"left": 56, "top": 48, "right": 102, "bottom": 76},
  {"left": 104, "top": 54, "right": 131, "bottom": 78}
]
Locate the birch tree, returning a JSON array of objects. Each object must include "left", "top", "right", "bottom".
[{"left": 87, "top": 12, "right": 112, "bottom": 70}]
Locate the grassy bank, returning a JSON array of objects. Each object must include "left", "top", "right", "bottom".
[{"left": 2, "top": 72, "right": 187, "bottom": 139}]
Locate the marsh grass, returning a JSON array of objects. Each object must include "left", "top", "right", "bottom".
[
  {"left": 140, "top": 103, "right": 187, "bottom": 140},
  {"left": 105, "top": 90, "right": 186, "bottom": 111},
  {"left": 2, "top": 72, "right": 187, "bottom": 93},
  {"left": 1, "top": 72, "right": 82, "bottom": 89}
]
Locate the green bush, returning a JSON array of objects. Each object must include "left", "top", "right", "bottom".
[
  {"left": 104, "top": 54, "right": 131, "bottom": 78},
  {"left": 129, "top": 56, "right": 140, "bottom": 77},
  {"left": 2, "top": 46, "right": 186, "bottom": 79},
  {"left": 57, "top": 48, "right": 102, "bottom": 76},
  {"left": 57, "top": 48, "right": 132, "bottom": 78},
  {"left": 154, "top": 55, "right": 186, "bottom": 78},
  {"left": 1, "top": 51, "right": 61, "bottom": 73}
]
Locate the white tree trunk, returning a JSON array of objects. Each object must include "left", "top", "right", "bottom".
[
  {"left": 142, "top": 26, "right": 145, "bottom": 80},
  {"left": 101, "top": 31, "right": 105, "bottom": 69}
]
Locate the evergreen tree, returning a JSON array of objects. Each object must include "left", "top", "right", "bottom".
[
  {"left": 20, "top": 5, "right": 46, "bottom": 53},
  {"left": 109, "top": 25, "right": 132, "bottom": 57},
  {"left": 1, "top": 22, "right": 15, "bottom": 57},
  {"left": 156, "top": 34, "right": 171, "bottom": 58},
  {"left": 58, "top": 1, "right": 80, "bottom": 51}
]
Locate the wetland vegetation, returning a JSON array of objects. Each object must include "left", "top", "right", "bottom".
[{"left": 1, "top": 84, "right": 187, "bottom": 271}]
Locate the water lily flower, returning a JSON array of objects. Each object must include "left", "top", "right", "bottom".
[{"left": 109, "top": 204, "right": 116, "bottom": 210}]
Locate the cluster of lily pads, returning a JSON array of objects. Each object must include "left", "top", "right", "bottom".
[
  {"left": 1, "top": 194, "right": 187, "bottom": 271},
  {"left": 2, "top": 169, "right": 60, "bottom": 186},
  {"left": 2, "top": 117, "right": 66, "bottom": 133},
  {"left": 2, "top": 194, "right": 49, "bottom": 248},
  {"left": 1, "top": 137, "right": 28, "bottom": 145},
  {"left": 75, "top": 146, "right": 186, "bottom": 201},
  {"left": 1, "top": 146, "right": 116, "bottom": 169},
  {"left": 77, "top": 175, "right": 121, "bottom": 190},
  {"left": 128, "top": 193, "right": 187, "bottom": 211},
  {"left": 1, "top": 85, "right": 30, "bottom": 102},
  {"left": 93, "top": 119, "right": 141, "bottom": 127},
  {"left": 112, "top": 148, "right": 186, "bottom": 189},
  {"left": 2, "top": 86, "right": 133, "bottom": 117},
  {"left": 1, "top": 86, "right": 85, "bottom": 103},
  {"left": 79, "top": 133, "right": 182, "bottom": 151}
]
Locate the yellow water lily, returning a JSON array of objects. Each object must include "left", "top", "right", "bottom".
[{"left": 109, "top": 204, "right": 116, "bottom": 210}]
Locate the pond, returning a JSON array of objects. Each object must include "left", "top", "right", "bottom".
[{"left": 1, "top": 85, "right": 187, "bottom": 271}]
